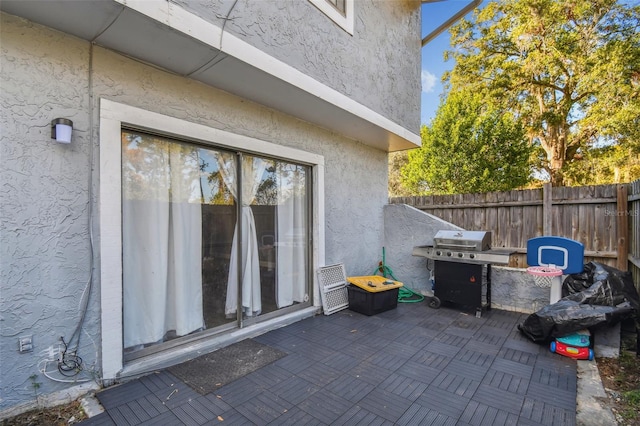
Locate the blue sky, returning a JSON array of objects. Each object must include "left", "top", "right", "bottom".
[
  {"left": 419, "top": 0, "right": 639, "bottom": 126},
  {"left": 420, "top": 1, "right": 483, "bottom": 125}
]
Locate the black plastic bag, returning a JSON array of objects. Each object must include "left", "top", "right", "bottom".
[{"left": 518, "top": 262, "right": 639, "bottom": 344}]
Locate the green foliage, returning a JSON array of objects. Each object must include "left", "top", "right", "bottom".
[
  {"left": 445, "top": 0, "right": 640, "bottom": 186},
  {"left": 388, "top": 151, "right": 413, "bottom": 197},
  {"left": 564, "top": 144, "right": 640, "bottom": 185},
  {"left": 29, "top": 373, "right": 42, "bottom": 407},
  {"left": 401, "top": 90, "right": 532, "bottom": 194}
]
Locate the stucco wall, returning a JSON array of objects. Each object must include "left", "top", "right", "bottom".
[
  {"left": 174, "top": 0, "right": 422, "bottom": 132},
  {"left": 383, "top": 204, "right": 462, "bottom": 293},
  {"left": 0, "top": 12, "right": 388, "bottom": 412},
  {"left": 383, "top": 204, "right": 552, "bottom": 313},
  {"left": 0, "top": 14, "right": 96, "bottom": 412}
]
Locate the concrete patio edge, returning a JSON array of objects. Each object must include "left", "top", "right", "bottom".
[{"left": 576, "top": 360, "right": 617, "bottom": 426}]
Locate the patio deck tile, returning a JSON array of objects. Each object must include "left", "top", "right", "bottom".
[
  {"left": 459, "top": 400, "right": 520, "bottom": 426},
  {"left": 454, "top": 347, "right": 495, "bottom": 367},
  {"left": 234, "top": 392, "right": 292, "bottom": 425},
  {"left": 396, "top": 403, "right": 456, "bottom": 426},
  {"left": 266, "top": 406, "right": 327, "bottom": 425},
  {"left": 519, "top": 397, "right": 577, "bottom": 426},
  {"left": 471, "top": 383, "right": 526, "bottom": 415},
  {"left": 376, "top": 373, "right": 428, "bottom": 401},
  {"left": 422, "top": 340, "right": 462, "bottom": 357},
  {"left": 105, "top": 405, "right": 137, "bottom": 426},
  {"left": 268, "top": 376, "right": 321, "bottom": 405},
  {"left": 526, "top": 380, "right": 577, "bottom": 409},
  {"left": 214, "top": 408, "right": 254, "bottom": 425},
  {"left": 172, "top": 402, "right": 210, "bottom": 426},
  {"left": 95, "top": 380, "right": 151, "bottom": 410},
  {"left": 213, "top": 376, "right": 263, "bottom": 406},
  {"left": 295, "top": 360, "right": 342, "bottom": 386},
  {"left": 490, "top": 356, "right": 535, "bottom": 378},
  {"left": 496, "top": 346, "right": 538, "bottom": 365},
  {"left": 442, "top": 358, "right": 489, "bottom": 382},
  {"left": 272, "top": 352, "right": 315, "bottom": 373},
  {"left": 482, "top": 369, "right": 530, "bottom": 395},
  {"left": 339, "top": 341, "right": 380, "bottom": 359},
  {"left": 414, "top": 385, "right": 470, "bottom": 419},
  {"left": 245, "top": 363, "right": 293, "bottom": 389},
  {"left": 347, "top": 361, "right": 395, "bottom": 386},
  {"left": 434, "top": 331, "right": 470, "bottom": 348},
  {"left": 324, "top": 374, "right": 375, "bottom": 403},
  {"left": 332, "top": 405, "right": 395, "bottom": 426},
  {"left": 297, "top": 388, "right": 354, "bottom": 424},
  {"left": 320, "top": 351, "right": 361, "bottom": 372},
  {"left": 84, "top": 304, "right": 579, "bottom": 425},
  {"left": 355, "top": 388, "right": 414, "bottom": 423},
  {"left": 431, "top": 370, "right": 481, "bottom": 398},
  {"left": 395, "top": 359, "right": 441, "bottom": 384},
  {"left": 199, "top": 392, "right": 233, "bottom": 413},
  {"left": 181, "top": 397, "right": 222, "bottom": 422},
  {"left": 136, "top": 410, "right": 183, "bottom": 426}
]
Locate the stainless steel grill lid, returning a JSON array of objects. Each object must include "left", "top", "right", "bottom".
[{"left": 433, "top": 230, "right": 491, "bottom": 252}]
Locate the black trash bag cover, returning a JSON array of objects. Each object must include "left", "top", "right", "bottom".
[
  {"left": 563, "top": 262, "right": 639, "bottom": 307},
  {"left": 518, "top": 262, "right": 639, "bottom": 344}
]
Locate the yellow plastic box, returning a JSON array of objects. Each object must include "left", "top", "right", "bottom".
[{"left": 346, "top": 276, "right": 403, "bottom": 315}]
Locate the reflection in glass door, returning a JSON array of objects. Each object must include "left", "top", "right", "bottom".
[
  {"left": 237, "top": 156, "right": 310, "bottom": 320},
  {"left": 121, "top": 130, "right": 311, "bottom": 359}
]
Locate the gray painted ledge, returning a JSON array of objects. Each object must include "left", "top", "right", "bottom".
[{"left": 576, "top": 360, "right": 618, "bottom": 426}]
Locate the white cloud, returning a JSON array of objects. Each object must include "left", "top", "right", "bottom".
[{"left": 421, "top": 70, "right": 437, "bottom": 93}]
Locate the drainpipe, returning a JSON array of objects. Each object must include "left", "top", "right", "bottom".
[{"left": 421, "top": 0, "right": 482, "bottom": 47}]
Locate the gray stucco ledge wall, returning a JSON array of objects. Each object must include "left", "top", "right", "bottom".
[
  {"left": 382, "top": 204, "right": 461, "bottom": 294},
  {"left": 383, "top": 204, "right": 550, "bottom": 313}
]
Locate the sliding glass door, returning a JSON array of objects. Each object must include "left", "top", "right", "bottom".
[{"left": 121, "top": 130, "right": 311, "bottom": 357}]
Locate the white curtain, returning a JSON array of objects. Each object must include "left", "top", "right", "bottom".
[
  {"left": 217, "top": 153, "right": 267, "bottom": 317},
  {"left": 122, "top": 139, "right": 204, "bottom": 348},
  {"left": 276, "top": 165, "right": 307, "bottom": 308}
]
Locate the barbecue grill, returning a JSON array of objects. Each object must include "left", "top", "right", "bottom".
[{"left": 412, "top": 230, "right": 513, "bottom": 317}]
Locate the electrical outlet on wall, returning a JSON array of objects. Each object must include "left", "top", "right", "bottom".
[{"left": 18, "top": 335, "right": 33, "bottom": 353}]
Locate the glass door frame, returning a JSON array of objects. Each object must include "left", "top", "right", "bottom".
[{"left": 99, "top": 99, "right": 325, "bottom": 380}]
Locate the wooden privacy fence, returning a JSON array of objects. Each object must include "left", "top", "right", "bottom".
[{"left": 390, "top": 180, "right": 640, "bottom": 290}]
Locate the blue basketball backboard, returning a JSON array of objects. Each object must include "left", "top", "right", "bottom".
[{"left": 526, "top": 236, "right": 584, "bottom": 274}]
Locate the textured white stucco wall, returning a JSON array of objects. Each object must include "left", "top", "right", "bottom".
[
  {"left": 0, "top": 11, "right": 389, "bottom": 412},
  {"left": 174, "top": 0, "right": 422, "bottom": 132},
  {"left": 383, "top": 204, "right": 462, "bottom": 293},
  {"left": 0, "top": 14, "right": 96, "bottom": 412},
  {"left": 383, "top": 204, "right": 553, "bottom": 313}
]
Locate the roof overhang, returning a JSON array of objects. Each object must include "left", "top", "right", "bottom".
[
  {"left": 421, "top": 0, "right": 481, "bottom": 46},
  {"left": 1, "top": 0, "right": 421, "bottom": 152}
]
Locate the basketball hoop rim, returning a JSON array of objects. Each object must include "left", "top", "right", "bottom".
[{"left": 527, "top": 265, "right": 563, "bottom": 277}]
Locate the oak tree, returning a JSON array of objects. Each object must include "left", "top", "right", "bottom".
[{"left": 445, "top": 0, "right": 640, "bottom": 186}]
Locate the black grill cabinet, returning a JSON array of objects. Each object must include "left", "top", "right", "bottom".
[{"left": 433, "top": 260, "right": 490, "bottom": 317}]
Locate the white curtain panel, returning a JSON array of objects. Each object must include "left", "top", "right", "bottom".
[
  {"left": 218, "top": 153, "right": 266, "bottom": 317},
  {"left": 123, "top": 139, "right": 204, "bottom": 348},
  {"left": 276, "top": 165, "right": 307, "bottom": 308}
]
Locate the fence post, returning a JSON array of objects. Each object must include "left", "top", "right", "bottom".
[
  {"left": 543, "top": 182, "right": 552, "bottom": 235},
  {"left": 617, "top": 184, "right": 629, "bottom": 271}
]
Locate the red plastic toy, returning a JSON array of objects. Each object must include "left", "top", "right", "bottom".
[{"left": 550, "top": 340, "right": 594, "bottom": 360}]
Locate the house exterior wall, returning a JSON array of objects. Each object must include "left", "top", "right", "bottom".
[
  {"left": 174, "top": 0, "right": 422, "bottom": 132},
  {"left": 0, "top": 14, "right": 96, "bottom": 413},
  {"left": 0, "top": 12, "right": 389, "bottom": 413}
]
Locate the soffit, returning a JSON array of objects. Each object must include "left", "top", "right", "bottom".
[{"left": 1, "top": 0, "right": 420, "bottom": 152}]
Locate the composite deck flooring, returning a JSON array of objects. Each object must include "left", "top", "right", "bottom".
[{"left": 81, "top": 302, "right": 577, "bottom": 425}]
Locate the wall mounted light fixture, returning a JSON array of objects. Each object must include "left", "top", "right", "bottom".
[{"left": 51, "top": 118, "right": 73, "bottom": 144}]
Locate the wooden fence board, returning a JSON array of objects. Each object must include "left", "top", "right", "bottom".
[{"left": 390, "top": 181, "right": 639, "bottom": 275}]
